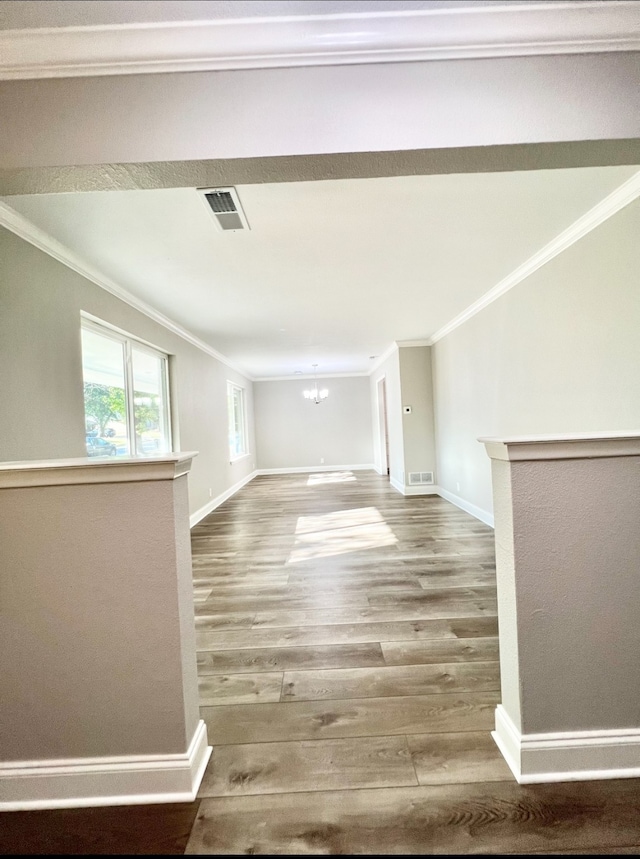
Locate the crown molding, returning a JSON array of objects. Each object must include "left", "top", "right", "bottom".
[
  {"left": 429, "top": 169, "right": 640, "bottom": 344},
  {"left": 0, "top": 202, "right": 254, "bottom": 380},
  {"left": 397, "top": 339, "right": 431, "bottom": 348},
  {"left": 254, "top": 372, "right": 369, "bottom": 382},
  {"left": 0, "top": 2, "right": 638, "bottom": 80},
  {"left": 368, "top": 342, "right": 399, "bottom": 376}
]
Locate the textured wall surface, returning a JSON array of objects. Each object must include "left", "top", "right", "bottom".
[
  {"left": 511, "top": 455, "right": 640, "bottom": 734},
  {"left": 0, "top": 474, "right": 197, "bottom": 761}
]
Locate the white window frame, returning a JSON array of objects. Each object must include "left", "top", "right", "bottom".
[
  {"left": 81, "top": 317, "right": 173, "bottom": 456},
  {"left": 227, "top": 381, "right": 249, "bottom": 462}
]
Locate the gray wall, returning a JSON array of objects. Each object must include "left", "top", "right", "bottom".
[
  {"left": 511, "top": 454, "right": 640, "bottom": 734},
  {"left": 0, "top": 472, "right": 198, "bottom": 762},
  {"left": 254, "top": 376, "right": 373, "bottom": 470},
  {"left": 433, "top": 198, "right": 640, "bottom": 519},
  {"left": 0, "top": 227, "right": 256, "bottom": 517},
  {"left": 398, "top": 345, "right": 437, "bottom": 485}
]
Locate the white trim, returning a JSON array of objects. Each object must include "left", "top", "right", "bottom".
[
  {"left": 0, "top": 720, "right": 211, "bottom": 811},
  {"left": 429, "top": 170, "right": 640, "bottom": 344},
  {"left": 403, "top": 484, "right": 440, "bottom": 496},
  {"left": 190, "top": 470, "right": 257, "bottom": 527},
  {"left": 229, "top": 452, "right": 252, "bottom": 464},
  {"left": 374, "top": 373, "right": 389, "bottom": 478},
  {"left": 391, "top": 480, "right": 495, "bottom": 524},
  {"left": 480, "top": 430, "right": 640, "bottom": 463},
  {"left": 257, "top": 464, "right": 375, "bottom": 476},
  {"left": 390, "top": 478, "right": 446, "bottom": 498},
  {"left": 368, "top": 343, "right": 398, "bottom": 376},
  {"left": 0, "top": 202, "right": 254, "bottom": 381},
  {"left": 0, "top": 453, "right": 197, "bottom": 489},
  {"left": 227, "top": 379, "right": 249, "bottom": 461},
  {"left": 82, "top": 316, "right": 173, "bottom": 458},
  {"left": 81, "top": 311, "right": 167, "bottom": 359},
  {"left": 397, "top": 340, "right": 431, "bottom": 348},
  {"left": 254, "top": 372, "right": 369, "bottom": 381},
  {"left": 390, "top": 476, "right": 405, "bottom": 495},
  {"left": 437, "top": 486, "right": 495, "bottom": 527},
  {"left": 1, "top": 3, "right": 638, "bottom": 80},
  {"left": 493, "top": 705, "right": 640, "bottom": 785}
]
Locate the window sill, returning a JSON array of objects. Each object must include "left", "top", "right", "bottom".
[{"left": 229, "top": 452, "right": 251, "bottom": 464}]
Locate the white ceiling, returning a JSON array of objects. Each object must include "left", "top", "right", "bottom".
[{"left": 3, "top": 164, "right": 638, "bottom": 378}]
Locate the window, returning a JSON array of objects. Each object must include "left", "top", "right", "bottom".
[
  {"left": 227, "top": 381, "right": 248, "bottom": 460},
  {"left": 81, "top": 320, "right": 171, "bottom": 458}
]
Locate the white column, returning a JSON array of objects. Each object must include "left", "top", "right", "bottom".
[
  {"left": 481, "top": 432, "right": 640, "bottom": 784},
  {"left": 0, "top": 454, "right": 211, "bottom": 810}
]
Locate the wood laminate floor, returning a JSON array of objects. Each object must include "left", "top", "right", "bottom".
[
  {"left": 5, "top": 471, "right": 640, "bottom": 855},
  {"left": 186, "top": 471, "right": 640, "bottom": 855}
]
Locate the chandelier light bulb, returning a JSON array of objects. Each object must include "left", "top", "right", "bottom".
[{"left": 303, "top": 365, "right": 329, "bottom": 404}]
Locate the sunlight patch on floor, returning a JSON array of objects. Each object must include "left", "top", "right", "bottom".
[
  {"left": 287, "top": 506, "right": 397, "bottom": 564},
  {"left": 307, "top": 471, "right": 357, "bottom": 486}
]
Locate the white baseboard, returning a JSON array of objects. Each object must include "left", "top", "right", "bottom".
[
  {"left": 403, "top": 484, "right": 440, "bottom": 496},
  {"left": 0, "top": 720, "right": 212, "bottom": 811},
  {"left": 389, "top": 477, "right": 440, "bottom": 497},
  {"left": 437, "top": 486, "right": 495, "bottom": 527},
  {"left": 190, "top": 470, "right": 258, "bottom": 527},
  {"left": 257, "top": 464, "right": 375, "bottom": 475},
  {"left": 493, "top": 705, "right": 640, "bottom": 785},
  {"left": 390, "top": 476, "right": 405, "bottom": 494}
]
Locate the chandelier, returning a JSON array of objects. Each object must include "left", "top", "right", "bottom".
[{"left": 303, "top": 364, "right": 329, "bottom": 404}]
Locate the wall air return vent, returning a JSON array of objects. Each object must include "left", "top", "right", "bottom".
[
  {"left": 198, "top": 187, "right": 250, "bottom": 231},
  {"left": 409, "top": 471, "right": 434, "bottom": 485}
]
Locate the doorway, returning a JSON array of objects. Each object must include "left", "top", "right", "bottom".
[{"left": 376, "top": 375, "right": 390, "bottom": 478}]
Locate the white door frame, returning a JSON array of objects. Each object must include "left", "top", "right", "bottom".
[{"left": 376, "top": 374, "right": 390, "bottom": 478}]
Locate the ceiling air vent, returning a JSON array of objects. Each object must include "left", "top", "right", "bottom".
[
  {"left": 409, "top": 472, "right": 434, "bottom": 485},
  {"left": 198, "top": 187, "right": 250, "bottom": 231}
]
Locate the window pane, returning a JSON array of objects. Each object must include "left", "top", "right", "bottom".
[
  {"left": 132, "top": 347, "right": 170, "bottom": 456},
  {"left": 81, "top": 327, "right": 130, "bottom": 456},
  {"left": 228, "top": 383, "right": 246, "bottom": 458}
]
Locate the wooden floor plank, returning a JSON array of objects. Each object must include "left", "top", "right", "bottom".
[
  {"left": 407, "top": 730, "right": 513, "bottom": 784},
  {"left": 253, "top": 603, "right": 498, "bottom": 628},
  {"left": 197, "top": 642, "right": 385, "bottom": 675},
  {"left": 193, "top": 612, "right": 255, "bottom": 631},
  {"left": 201, "top": 691, "right": 499, "bottom": 745},
  {"left": 194, "top": 593, "right": 372, "bottom": 614},
  {"left": 281, "top": 661, "right": 501, "bottom": 702},
  {"left": 381, "top": 636, "right": 499, "bottom": 666},
  {"left": 367, "top": 585, "right": 497, "bottom": 605},
  {"left": 198, "top": 672, "right": 283, "bottom": 706},
  {"left": 186, "top": 779, "right": 640, "bottom": 855},
  {"left": 196, "top": 618, "right": 455, "bottom": 652},
  {"left": 197, "top": 735, "right": 418, "bottom": 798},
  {"left": 418, "top": 570, "right": 498, "bottom": 589},
  {"left": 447, "top": 616, "right": 499, "bottom": 639}
]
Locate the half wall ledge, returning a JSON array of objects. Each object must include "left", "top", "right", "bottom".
[
  {"left": 0, "top": 452, "right": 211, "bottom": 810},
  {"left": 480, "top": 431, "right": 640, "bottom": 783}
]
